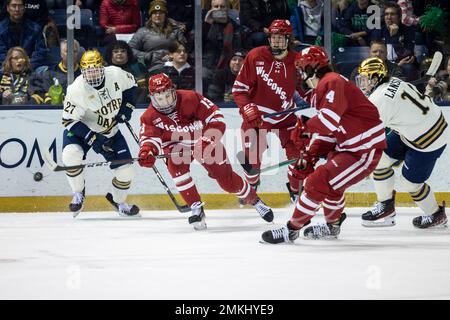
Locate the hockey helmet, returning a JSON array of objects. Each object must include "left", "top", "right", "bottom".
[
  {"left": 148, "top": 73, "right": 177, "bottom": 114},
  {"left": 267, "top": 19, "right": 292, "bottom": 56},
  {"left": 80, "top": 49, "right": 105, "bottom": 87},
  {"left": 356, "top": 57, "right": 388, "bottom": 96},
  {"left": 295, "top": 46, "right": 329, "bottom": 80}
]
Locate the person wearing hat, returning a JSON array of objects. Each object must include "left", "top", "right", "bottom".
[
  {"left": 128, "top": 0, "right": 186, "bottom": 70},
  {"left": 207, "top": 50, "right": 245, "bottom": 103},
  {"left": 150, "top": 40, "right": 195, "bottom": 90}
]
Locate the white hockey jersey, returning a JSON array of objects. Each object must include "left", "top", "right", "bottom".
[
  {"left": 62, "top": 66, "right": 137, "bottom": 137},
  {"left": 369, "top": 77, "right": 449, "bottom": 152}
]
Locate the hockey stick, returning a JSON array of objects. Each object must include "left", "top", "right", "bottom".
[
  {"left": 42, "top": 151, "right": 181, "bottom": 172},
  {"left": 236, "top": 151, "right": 297, "bottom": 175},
  {"left": 411, "top": 51, "right": 443, "bottom": 85},
  {"left": 122, "top": 119, "right": 191, "bottom": 213},
  {"left": 262, "top": 103, "right": 310, "bottom": 119}
]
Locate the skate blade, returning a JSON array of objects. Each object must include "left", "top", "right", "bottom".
[
  {"left": 362, "top": 217, "right": 396, "bottom": 228},
  {"left": 192, "top": 221, "right": 207, "bottom": 231},
  {"left": 258, "top": 240, "right": 293, "bottom": 245},
  {"left": 118, "top": 212, "right": 142, "bottom": 219},
  {"left": 71, "top": 205, "right": 84, "bottom": 218},
  {"left": 303, "top": 235, "right": 338, "bottom": 240},
  {"left": 413, "top": 221, "right": 448, "bottom": 230}
]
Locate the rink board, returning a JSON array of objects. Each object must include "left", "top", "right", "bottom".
[{"left": 1, "top": 106, "right": 450, "bottom": 212}]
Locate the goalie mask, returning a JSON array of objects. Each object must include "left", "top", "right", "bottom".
[
  {"left": 295, "top": 46, "right": 329, "bottom": 88},
  {"left": 267, "top": 19, "right": 293, "bottom": 57},
  {"left": 148, "top": 73, "right": 177, "bottom": 114},
  {"left": 356, "top": 57, "right": 388, "bottom": 96},
  {"left": 80, "top": 49, "right": 105, "bottom": 87}
]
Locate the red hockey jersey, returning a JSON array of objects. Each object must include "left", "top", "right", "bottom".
[
  {"left": 232, "top": 46, "right": 298, "bottom": 128},
  {"left": 139, "top": 90, "right": 225, "bottom": 153},
  {"left": 303, "top": 72, "right": 387, "bottom": 155}
]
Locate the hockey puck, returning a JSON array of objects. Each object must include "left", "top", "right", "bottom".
[{"left": 33, "top": 172, "right": 43, "bottom": 181}]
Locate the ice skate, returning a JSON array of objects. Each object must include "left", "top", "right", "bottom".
[
  {"left": 105, "top": 193, "right": 141, "bottom": 217},
  {"left": 303, "top": 213, "right": 347, "bottom": 240},
  {"left": 69, "top": 188, "right": 85, "bottom": 218},
  {"left": 260, "top": 222, "right": 301, "bottom": 244},
  {"left": 362, "top": 192, "right": 396, "bottom": 227},
  {"left": 189, "top": 202, "right": 207, "bottom": 230},
  {"left": 286, "top": 182, "right": 299, "bottom": 204},
  {"left": 252, "top": 197, "right": 274, "bottom": 222},
  {"left": 413, "top": 204, "right": 448, "bottom": 229}
]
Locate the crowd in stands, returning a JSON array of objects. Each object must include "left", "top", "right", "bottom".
[{"left": 1, "top": 0, "right": 450, "bottom": 106}]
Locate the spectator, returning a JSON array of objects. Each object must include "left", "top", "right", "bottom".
[
  {"left": 239, "top": 0, "right": 291, "bottom": 48},
  {"left": 290, "top": 0, "right": 324, "bottom": 45},
  {"left": 128, "top": 0, "right": 186, "bottom": 71},
  {"left": 203, "top": 0, "right": 243, "bottom": 74},
  {"left": 168, "top": 0, "right": 194, "bottom": 32},
  {"left": 150, "top": 40, "right": 195, "bottom": 90},
  {"left": 331, "top": 0, "right": 349, "bottom": 32},
  {"left": 370, "top": 2, "right": 416, "bottom": 79},
  {"left": 397, "top": 0, "right": 420, "bottom": 27},
  {"left": 104, "top": 40, "right": 149, "bottom": 103},
  {"left": 349, "top": 39, "right": 404, "bottom": 82},
  {"left": 36, "top": 39, "right": 82, "bottom": 104},
  {"left": 207, "top": 50, "right": 245, "bottom": 103},
  {"left": 99, "top": 0, "right": 141, "bottom": 45},
  {"left": 25, "top": 0, "right": 60, "bottom": 48},
  {"left": 0, "top": 46, "right": 44, "bottom": 104},
  {"left": 202, "top": 0, "right": 240, "bottom": 10},
  {"left": 0, "top": 0, "right": 48, "bottom": 70},
  {"left": 338, "top": 0, "right": 374, "bottom": 46},
  {"left": 425, "top": 56, "right": 450, "bottom": 101}
]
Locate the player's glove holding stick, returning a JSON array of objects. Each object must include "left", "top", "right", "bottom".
[{"left": 138, "top": 144, "right": 158, "bottom": 168}]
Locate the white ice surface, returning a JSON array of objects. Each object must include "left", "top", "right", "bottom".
[{"left": 0, "top": 207, "right": 449, "bottom": 300}]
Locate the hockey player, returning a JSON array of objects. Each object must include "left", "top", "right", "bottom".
[
  {"left": 138, "top": 73, "right": 274, "bottom": 230},
  {"left": 232, "top": 19, "right": 302, "bottom": 204},
  {"left": 356, "top": 57, "right": 449, "bottom": 229},
  {"left": 62, "top": 49, "right": 140, "bottom": 218},
  {"left": 261, "top": 46, "right": 387, "bottom": 244}
]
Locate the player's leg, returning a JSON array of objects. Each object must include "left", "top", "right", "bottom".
[
  {"left": 166, "top": 154, "right": 206, "bottom": 230},
  {"left": 399, "top": 145, "right": 447, "bottom": 228},
  {"left": 107, "top": 131, "right": 140, "bottom": 217},
  {"left": 199, "top": 141, "right": 274, "bottom": 222},
  {"left": 261, "top": 149, "right": 382, "bottom": 243},
  {"left": 303, "top": 149, "right": 382, "bottom": 239},
  {"left": 275, "top": 126, "right": 302, "bottom": 204},
  {"left": 61, "top": 130, "right": 89, "bottom": 217},
  {"left": 363, "top": 131, "right": 405, "bottom": 226},
  {"left": 240, "top": 124, "right": 268, "bottom": 187}
]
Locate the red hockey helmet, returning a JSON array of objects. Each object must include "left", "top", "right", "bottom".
[
  {"left": 295, "top": 46, "right": 329, "bottom": 80},
  {"left": 148, "top": 73, "right": 177, "bottom": 114},
  {"left": 268, "top": 19, "right": 293, "bottom": 35}
]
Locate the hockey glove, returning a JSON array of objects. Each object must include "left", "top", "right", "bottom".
[
  {"left": 242, "top": 103, "right": 263, "bottom": 128},
  {"left": 138, "top": 144, "right": 157, "bottom": 168},
  {"left": 291, "top": 150, "right": 317, "bottom": 180},
  {"left": 116, "top": 102, "right": 134, "bottom": 123},
  {"left": 89, "top": 133, "right": 115, "bottom": 161},
  {"left": 290, "top": 117, "right": 312, "bottom": 150}
]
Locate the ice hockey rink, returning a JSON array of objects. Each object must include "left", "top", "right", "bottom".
[{"left": 0, "top": 206, "right": 449, "bottom": 300}]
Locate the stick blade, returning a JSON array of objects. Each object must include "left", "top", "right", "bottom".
[
  {"left": 42, "top": 149, "right": 58, "bottom": 171},
  {"left": 426, "top": 51, "right": 443, "bottom": 76}
]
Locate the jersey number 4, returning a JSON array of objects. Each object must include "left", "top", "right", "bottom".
[{"left": 401, "top": 84, "right": 430, "bottom": 115}]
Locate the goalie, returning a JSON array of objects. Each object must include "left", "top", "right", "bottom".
[{"left": 356, "top": 57, "right": 449, "bottom": 229}]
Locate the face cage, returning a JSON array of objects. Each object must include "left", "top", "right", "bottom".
[
  {"left": 81, "top": 66, "right": 105, "bottom": 87},
  {"left": 268, "top": 35, "right": 289, "bottom": 56},
  {"left": 150, "top": 89, "right": 177, "bottom": 114},
  {"left": 355, "top": 74, "right": 376, "bottom": 96}
]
